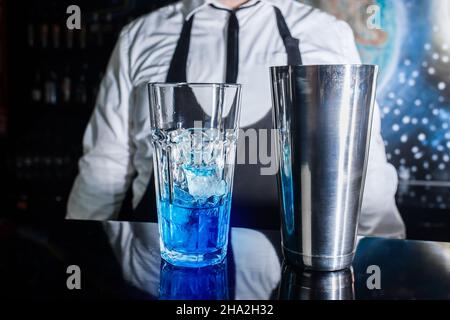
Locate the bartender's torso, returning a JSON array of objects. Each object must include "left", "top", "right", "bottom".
[{"left": 126, "top": 0, "right": 360, "bottom": 226}]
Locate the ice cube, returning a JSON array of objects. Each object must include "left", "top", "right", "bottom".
[
  {"left": 173, "top": 185, "right": 195, "bottom": 207},
  {"left": 183, "top": 165, "right": 226, "bottom": 199},
  {"left": 169, "top": 129, "right": 192, "bottom": 165},
  {"left": 170, "top": 128, "right": 226, "bottom": 166}
]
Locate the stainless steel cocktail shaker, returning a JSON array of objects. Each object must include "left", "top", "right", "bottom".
[{"left": 270, "top": 65, "right": 378, "bottom": 271}]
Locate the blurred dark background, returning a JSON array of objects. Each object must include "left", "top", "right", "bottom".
[
  {"left": 0, "top": 0, "right": 449, "bottom": 242},
  {"left": 0, "top": 0, "right": 177, "bottom": 219}
]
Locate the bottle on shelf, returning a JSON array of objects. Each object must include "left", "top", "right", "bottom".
[
  {"left": 61, "top": 66, "right": 72, "bottom": 105},
  {"left": 26, "top": 4, "right": 39, "bottom": 48},
  {"left": 52, "top": 22, "right": 61, "bottom": 50},
  {"left": 40, "top": 23, "right": 49, "bottom": 50},
  {"left": 79, "top": 23, "right": 87, "bottom": 50},
  {"left": 89, "top": 13, "right": 103, "bottom": 48},
  {"left": 44, "top": 68, "right": 58, "bottom": 106},
  {"left": 74, "top": 64, "right": 88, "bottom": 105},
  {"left": 103, "top": 13, "right": 116, "bottom": 47},
  {"left": 30, "top": 69, "right": 43, "bottom": 104},
  {"left": 27, "top": 22, "right": 35, "bottom": 48},
  {"left": 66, "top": 28, "right": 74, "bottom": 50}
]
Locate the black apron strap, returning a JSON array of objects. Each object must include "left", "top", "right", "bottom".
[
  {"left": 166, "top": 15, "right": 194, "bottom": 82},
  {"left": 226, "top": 7, "right": 303, "bottom": 228},
  {"left": 273, "top": 6, "right": 303, "bottom": 65},
  {"left": 129, "top": 16, "right": 196, "bottom": 221}
]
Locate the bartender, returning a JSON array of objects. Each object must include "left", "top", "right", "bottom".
[{"left": 67, "top": 0, "right": 405, "bottom": 238}]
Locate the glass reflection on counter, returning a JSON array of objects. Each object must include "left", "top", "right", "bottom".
[
  {"left": 103, "top": 221, "right": 281, "bottom": 300},
  {"left": 159, "top": 259, "right": 229, "bottom": 300},
  {"left": 278, "top": 263, "right": 355, "bottom": 300}
]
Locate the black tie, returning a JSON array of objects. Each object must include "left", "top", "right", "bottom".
[
  {"left": 226, "top": 11, "right": 239, "bottom": 84},
  {"left": 211, "top": 2, "right": 263, "bottom": 83}
]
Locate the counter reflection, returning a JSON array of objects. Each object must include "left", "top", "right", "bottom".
[
  {"left": 159, "top": 259, "right": 229, "bottom": 300},
  {"left": 103, "top": 222, "right": 281, "bottom": 300},
  {"left": 278, "top": 263, "right": 355, "bottom": 300}
]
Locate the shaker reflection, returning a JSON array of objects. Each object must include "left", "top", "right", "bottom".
[
  {"left": 160, "top": 259, "right": 229, "bottom": 300},
  {"left": 278, "top": 263, "right": 355, "bottom": 300}
]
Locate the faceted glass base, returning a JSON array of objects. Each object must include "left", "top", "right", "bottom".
[{"left": 161, "top": 246, "right": 227, "bottom": 268}]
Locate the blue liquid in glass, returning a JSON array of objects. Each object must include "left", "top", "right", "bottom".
[
  {"left": 159, "top": 165, "right": 231, "bottom": 267},
  {"left": 153, "top": 127, "right": 236, "bottom": 267}
]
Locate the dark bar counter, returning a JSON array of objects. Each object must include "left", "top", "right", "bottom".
[{"left": 0, "top": 218, "right": 448, "bottom": 300}]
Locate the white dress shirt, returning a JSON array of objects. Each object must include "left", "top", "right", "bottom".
[{"left": 67, "top": 0, "right": 406, "bottom": 238}]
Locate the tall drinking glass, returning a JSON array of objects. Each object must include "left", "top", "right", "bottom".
[{"left": 148, "top": 83, "right": 242, "bottom": 267}]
